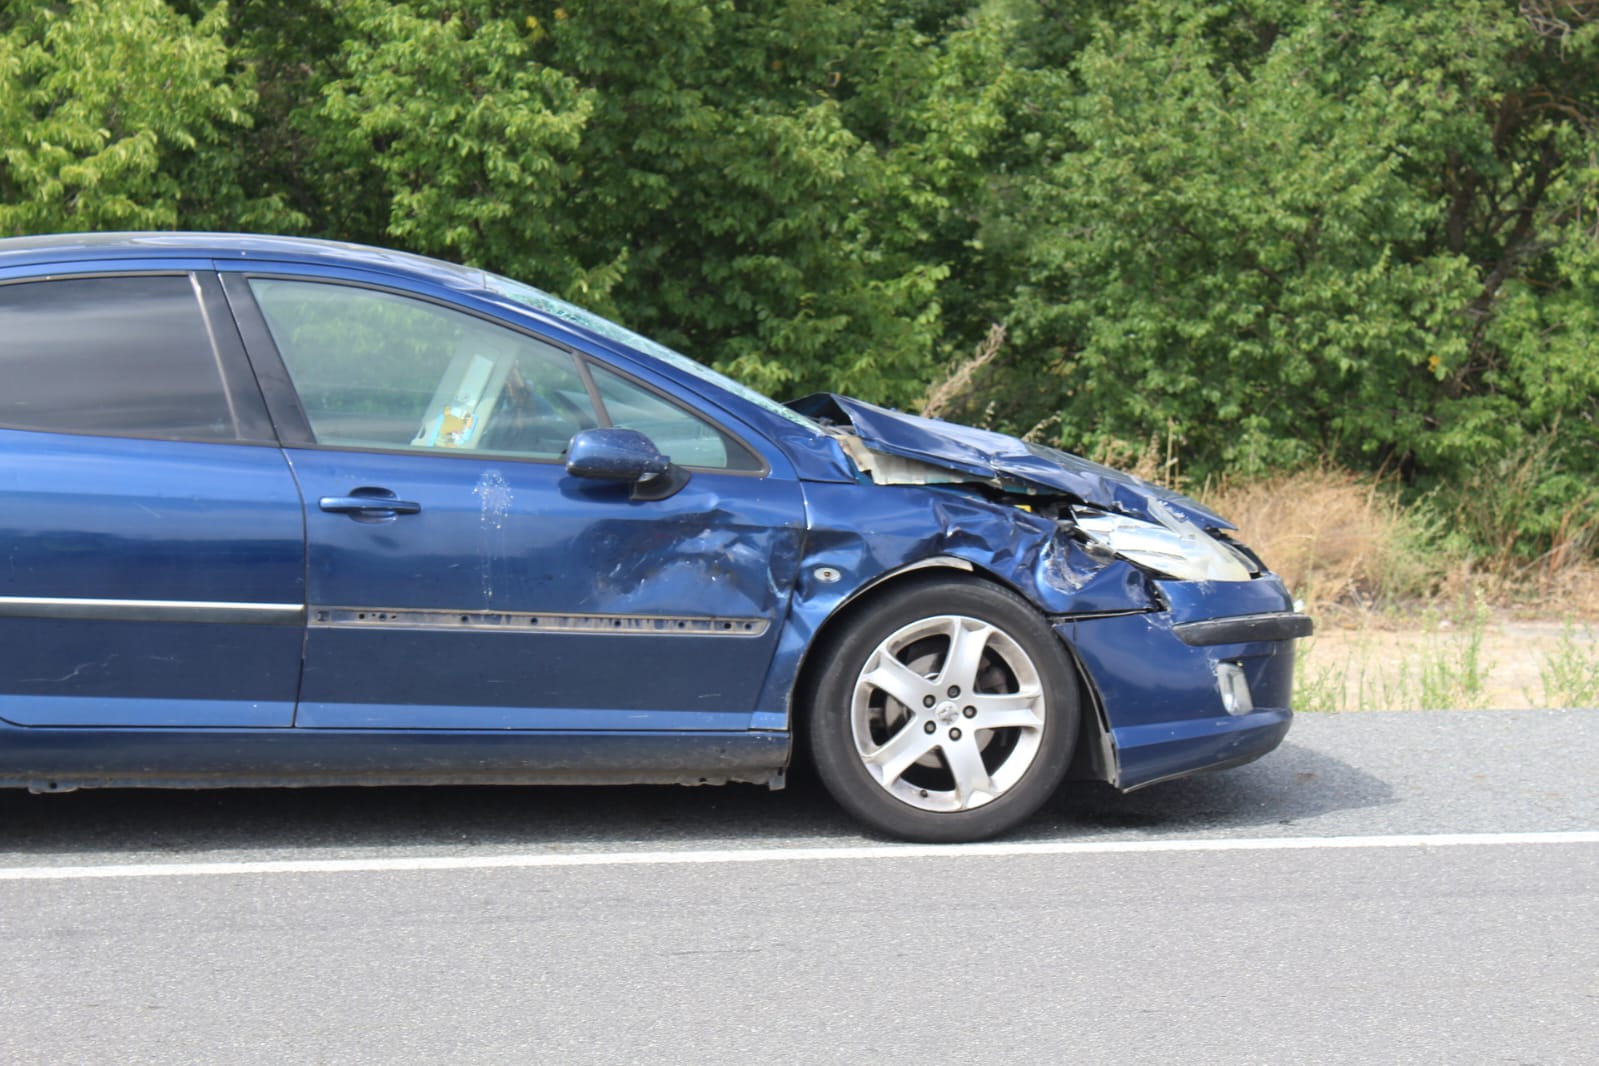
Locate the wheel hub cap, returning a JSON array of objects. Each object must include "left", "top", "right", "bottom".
[{"left": 849, "top": 613, "right": 1047, "bottom": 813}]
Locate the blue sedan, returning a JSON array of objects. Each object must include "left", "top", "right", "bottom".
[{"left": 0, "top": 232, "right": 1311, "bottom": 841}]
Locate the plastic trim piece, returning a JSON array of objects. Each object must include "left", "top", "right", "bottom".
[
  {"left": 0, "top": 728, "right": 790, "bottom": 791},
  {"left": 0, "top": 596, "right": 303, "bottom": 626},
  {"left": 1172, "top": 612, "right": 1315, "bottom": 646},
  {"left": 309, "top": 606, "right": 770, "bottom": 637}
]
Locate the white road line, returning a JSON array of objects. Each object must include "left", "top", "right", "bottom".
[{"left": 3, "top": 831, "right": 1598, "bottom": 881}]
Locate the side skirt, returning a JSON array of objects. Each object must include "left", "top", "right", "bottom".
[{"left": 0, "top": 728, "right": 789, "bottom": 792}]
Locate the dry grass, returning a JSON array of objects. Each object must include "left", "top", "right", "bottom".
[
  {"left": 1192, "top": 465, "right": 1599, "bottom": 709},
  {"left": 921, "top": 323, "right": 1006, "bottom": 421},
  {"left": 1199, "top": 468, "right": 1446, "bottom": 612},
  {"left": 1297, "top": 615, "right": 1599, "bottom": 711},
  {"left": 1080, "top": 425, "right": 1186, "bottom": 488},
  {"left": 1195, "top": 467, "right": 1599, "bottom": 622}
]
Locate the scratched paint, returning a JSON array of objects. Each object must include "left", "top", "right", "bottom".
[{"left": 472, "top": 469, "right": 513, "bottom": 604}]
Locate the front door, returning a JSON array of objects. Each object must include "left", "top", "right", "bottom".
[{"left": 233, "top": 275, "right": 804, "bottom": 731}]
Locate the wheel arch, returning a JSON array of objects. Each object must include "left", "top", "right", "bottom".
[{"left": 791, "top": 558, "right": 1112, "bottom": 786}]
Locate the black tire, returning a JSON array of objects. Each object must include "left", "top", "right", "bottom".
[{"left": 806, "top": 579, "right": 1079, "bottom": 842}]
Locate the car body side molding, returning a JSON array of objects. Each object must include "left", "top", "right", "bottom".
[{"left": 0, "top": 596, "right": 304, "bottom": 626}]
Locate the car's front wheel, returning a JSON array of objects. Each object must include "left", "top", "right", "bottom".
[{"left": 807, "top": 580, "right": 1079, "bottom": 842}]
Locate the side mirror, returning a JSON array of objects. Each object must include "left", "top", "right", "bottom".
[{"left": 565, "top": 427, "right": 691, "bottom": 501}]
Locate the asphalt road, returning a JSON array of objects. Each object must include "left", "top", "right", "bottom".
[{"left": 2, "top": 709, "right": 1596, "bottom": 1064}]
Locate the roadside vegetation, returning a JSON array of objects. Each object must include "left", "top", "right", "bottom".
[{"left": 1200, "top": 467, "right": 1599, "bottom": 711}]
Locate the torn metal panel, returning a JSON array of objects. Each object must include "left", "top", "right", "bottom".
[
  {"left": 789, "top": 391, "right": 1233, "bottom": 530},
  {"left": 749, "top": 478, "right": 1165, "bottom": 730},
  {"left": 831, "top": 432, "right": 1000, "bottom": 488},
  {"left": 1154, "top": 574, "right": 1298, "bottom": 625}
]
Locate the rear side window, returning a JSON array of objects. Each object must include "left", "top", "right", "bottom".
[{"left": 0, "top": 275, "right": 237, "bottom": 441}]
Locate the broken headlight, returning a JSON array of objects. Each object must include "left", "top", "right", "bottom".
[{"left": 1071, "top": 498, "right": 1256, "bottom": 582}]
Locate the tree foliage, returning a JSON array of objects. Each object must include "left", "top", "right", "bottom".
[
  {"left": 2, "top": 0, "right": 1597, "bottom": 556},
  {"left": 0, "top": 0, "right": 296, "bottom": 232},
  {"left": 990, "top": 0, "right": 1599, "bottom": 546},
  {"left": 236, "top": 0, "right": 948, "bottom": 404}
]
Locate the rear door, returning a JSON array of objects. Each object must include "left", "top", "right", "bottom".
[
  {"left": 0, "top": 269, "right": 306, "bottom": 727},
  {"left": 225, "top": 272, "right": 805, "bottom": 731}
]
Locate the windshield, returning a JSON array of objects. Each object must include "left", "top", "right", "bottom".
[{"left": 481, "top": 273, "right": 824, "bottom": 434}]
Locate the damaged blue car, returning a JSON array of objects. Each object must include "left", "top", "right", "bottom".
[{"left": 0, "top": 232, "right": 1312, "bottom": 842}]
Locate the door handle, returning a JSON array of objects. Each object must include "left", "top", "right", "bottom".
[{"left": 319, "top": 489, "right": 422, "bottom": 518}]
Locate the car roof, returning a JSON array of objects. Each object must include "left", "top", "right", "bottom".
[{"left": 0, "top": 231, "right": 488, "bottom": 291}]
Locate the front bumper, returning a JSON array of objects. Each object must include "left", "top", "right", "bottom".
[{"left": 1055, "top": 574, "right": 1310, "bottom": 791}]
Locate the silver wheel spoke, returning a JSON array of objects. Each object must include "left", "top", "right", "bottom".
[
  {"left": 859, "top": 651, "right": 932, "bottom": 712},
  {"left": 942, "top": 736, "right": 997, "bottom": 807},
  {"left": 865, "top": 722, "right": 941, "bottom": 786},
  {"left": 846, "top": 609, "right": 1051, "bottom": 816},
  {"left": 968, "top": 691, "right": 1045, "bottom": 732},
  {"left": 937, "top": 618, "right": 994, "bottom": 693}
]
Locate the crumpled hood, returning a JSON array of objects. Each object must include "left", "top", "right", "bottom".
[{"left": 788, "top": 393, "right": 1233, "bottom": 531}]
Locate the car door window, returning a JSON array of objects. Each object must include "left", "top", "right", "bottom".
[
  {"left": 586, "top": 361, "right": 761, "bottom": 471},
  {"left": 249, "top": 278, "right": 597, "bottom": 460},
  {"left": 0, "top": 275, "right": 238, "bottom": 441}
]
